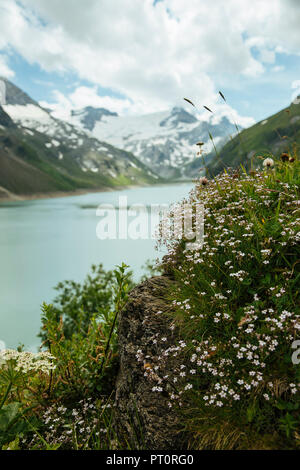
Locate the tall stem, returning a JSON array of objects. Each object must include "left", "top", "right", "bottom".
[
  {"left": 99, "top": 307, "right": 120, "bottom": 377},
  {"left": 0, "top": 381, "right": 12, "bottom": 410}
]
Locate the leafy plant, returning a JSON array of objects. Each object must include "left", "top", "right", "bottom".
[
  {"left": 39, "top": 263, "right": 133, "bottom": 401},
  {"left": 279, "top": 413, "right": 299, "bottom": 439},
  {"left": 0, "top": 350, "right": 54, "bottom": 447},
  {"left": 0, "top": 402, "right": 38, "bottom": 448},
  {"left": 0, "top": 263, "right": 134, "bottom": 449},
  {"left": 39, "top": 264, "right": 127, "bottom": 341}
]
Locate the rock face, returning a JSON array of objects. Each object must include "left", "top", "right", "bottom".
[
  {"left": 71, "top": 106, "right": 118, "bottom": 131},
  {"left": 0, "top": 77, "right": 37, "bottom": 106},
  {"left": 114, "top": 276, "right": 184, "bottom": 450},
  {"left": 0, "top": 106, "right": 15, "bottom": 128}
]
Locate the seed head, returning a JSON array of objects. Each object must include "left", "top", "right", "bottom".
[
  {"left": 263, "top": 158, "right": 274, "bottom": 168},
  {"left": 199, "top": 177, "right": 209, "bottom": 186},
  {"left": 281, "top": 152, "right": 289, "bottom": 162}
]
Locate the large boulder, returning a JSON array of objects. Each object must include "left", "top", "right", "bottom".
[{"left": 114, "top": 275, "right": 185, "bottom": 450}]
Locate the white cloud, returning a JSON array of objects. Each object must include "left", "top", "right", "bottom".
[
  {"left": 197, "top": 100, "right": 256, "bottom": 128},
  {"left": 0, "top": 0, "right": 299, "bottom": 116},
  {"left": 41, "top": 83, "right": 255, "bottom": 129},
  {"left": 40, "top": 86, "right": 133, "bottom": 118},
  {"left": 259, "top": 50, "right": 276, "bottom": 65},
  {"left": 0, "top": 54, "right": 15, "bottom": 78},
  {"left": 272, "top": 65, "right": 285, "bottom": 73},
  {"left": 291, "top": 80, "right": 300, "bottom": 103}
]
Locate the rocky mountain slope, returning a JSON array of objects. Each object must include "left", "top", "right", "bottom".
[
  {"left": 205, "top": 97, "right": 300, "bottom": 175},
  {"left": 57, "top": 105, "right": 238, "bottom": 179},
  {"left": 0, "top": 79, "right": 161, "bottom": 199}
]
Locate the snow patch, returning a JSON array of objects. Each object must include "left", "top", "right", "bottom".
[{"left": 3, "top": 104, "right": 52, "bottom": 125}]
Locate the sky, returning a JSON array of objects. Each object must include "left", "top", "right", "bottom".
[{"left": 0, "top": 0, "right": 300, "bottom": 126}]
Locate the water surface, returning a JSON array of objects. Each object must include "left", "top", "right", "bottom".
[{"left": 0, "top": 183, "right": 193, "bottom": 350}]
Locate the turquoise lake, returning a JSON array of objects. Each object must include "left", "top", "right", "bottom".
[{"left": 0, "top": 183, "right": 193, "bottom": 350}]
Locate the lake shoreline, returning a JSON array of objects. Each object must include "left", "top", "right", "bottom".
[
  {"left": 0, "top": 185, "right": 140, "bottom": 203},
  {"left": 0, "top": 180, "right": 194, "bottom": 204}
]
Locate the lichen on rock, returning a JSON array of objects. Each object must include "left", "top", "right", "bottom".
[{"left": 114, "top": 275, "right": 185, "bottom": 450}]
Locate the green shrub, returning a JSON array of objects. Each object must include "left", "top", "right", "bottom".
[
  {"left": 39, "top": 263, "right": 133, "bottom": 401},
  {"left": 0, "top": 263, "right": 133, "bottom": 449},
  {"left": 39, "top": 264, "right": 132, "bottom": 341}
]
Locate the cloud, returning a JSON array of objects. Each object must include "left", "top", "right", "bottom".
[
  {"left": 40, "top": 86, "right": 133, "bottom": 119},
  {"left": 197, "top": 100, "right": 256, "bottom": 128},
  {"left": 0, "top": 54, "right": 15, "bottom": 78},
  {"left": 40, "top": 84, "right": 256, "bottom": 130},
  {"left": 0, "top": 0, "right": 300, "bottom": 117},
  {"left": 291, "top": 80, "right": 300, "bottom": 103},
  {"left": 272, "top": 65, "right": 285, "bottom": 73}
]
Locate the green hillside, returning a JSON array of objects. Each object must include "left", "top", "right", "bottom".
[
  {"left": 206, "top": 98, "right": 300, "bottom": 175},
  {"left": 0, "top": 106, "right": 162, "bottom": 199}
]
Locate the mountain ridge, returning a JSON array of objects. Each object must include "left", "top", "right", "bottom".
[
  {"left": 0, "top": 79, "right": 162, "bottom": 200},
  {"left": 57, "top": 104, "right": 239, "bottom": 179}
]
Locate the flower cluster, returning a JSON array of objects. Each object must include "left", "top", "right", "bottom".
[
  {"left": 146, "top": 165, "right": 300, "bottom": 414},
  {"left": 0, "top": 349, "right": 56, "bottom": 374},
  {"left": 23, "top": 398, "right": 112, "bottom": 450}
]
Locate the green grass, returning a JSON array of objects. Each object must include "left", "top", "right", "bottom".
[
  {"left": 0, "top": 126, "right": 162, "bottom": 198},
  {"left": 206, "top": 100, "right": 300, "bottom": 175}
]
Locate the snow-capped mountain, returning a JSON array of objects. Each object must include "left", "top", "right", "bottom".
[
  {"left": 0, "top": 79, "right": 161, "bottom": 199},
  {"left": 59, "top": 105, "right": 238, "bottom": 178},
  {"left": 71, "top": 106, "right": 118, "bottom": 131},
  {"left": 2, "top": 79, "right": 116, "bottom": 157}
]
